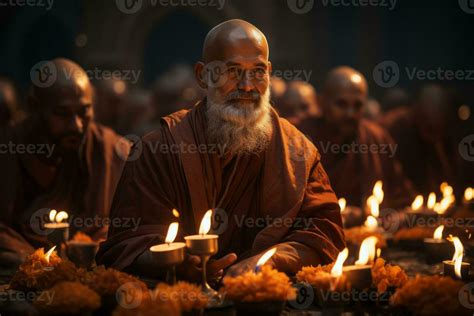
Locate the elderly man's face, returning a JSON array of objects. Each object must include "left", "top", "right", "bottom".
[{"left": 43, "top": 87, "right": 94, "bottom": 151}]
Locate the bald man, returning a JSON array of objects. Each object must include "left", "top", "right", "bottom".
[
  {"left": 97, "top": 19, "right": 345, "bottom": 281},
  {"left": 298, "top": 66, "right": 414, "bottom": 209},
  {"left": 278, "top": 80, "right": 320, "bottom": 125},
  {"left": 0, "top": 59, "right": 129, "bottom": 271},
  {"left": 0, "top": 78, "right": 24, "bottom": 127}
]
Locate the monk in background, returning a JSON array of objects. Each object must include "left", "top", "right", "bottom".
[
  {"left": 97, "top": 19, "right": 345, "bottom": 281},
  {"left": 298, "top": 66, "right": 415, "bottom": 209},
  {"left": 0, "top": 59, "right": 129, "bottom": 274},
  {"left": 277, "top": 80, "right": 320, "bottom": 126}
]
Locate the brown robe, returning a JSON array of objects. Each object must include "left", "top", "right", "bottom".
[
  {"left": 0, "top": 120, "right": 129, "bottom": 260},
  {"left": 96, "top": 100, "right": 345, "bottom": 274},
  {"left": 298, "top": 117, "right": 415, "bottom": 209}
]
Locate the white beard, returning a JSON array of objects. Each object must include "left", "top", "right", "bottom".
[{"left": 206, "top": 88, "right": 273, "bottom": 156}]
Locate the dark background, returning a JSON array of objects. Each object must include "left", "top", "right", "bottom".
[{"left": 1, "top": 0, "right": 473, "bottom": 106}]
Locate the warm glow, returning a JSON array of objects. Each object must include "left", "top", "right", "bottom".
[
  {"left": 172, "top": 209, "right": 180, "bottom": 218},
  {"left": 427, "top": 192, "right": 436, "bottom": 209},
  {"left": 255, "top": 247, "right": 277, "bottom": 270},
  {"left": 377, "top": 248, "right": 381, "bottom": 258},
  {"left": 49, "top": 209, "right": 57, "bottom": 222},
  {"left": 373, "top": 181, "right": 384, "bottom": 204},
  {"left": 338, "top": 198, "right": 347, "bottom": 213},
  {"left": 364, "top": 215, "right": 378, "bottom": 229},
  {"left": 434, "top": 196, "right": 455, "bottom": 214},
  {"left": 367, "top": 195, "right": 379, "bottom": 217},
  {"left": 45, "top": 246, "right": 56, "bottom": 263},
  {"left": 465, "top": 187, "right": 473, "bottom": 201},
  {"left": 411, "top": 195, "right": 424, "bottom": 211},
  {"left": 447, "top": 236, "right": 464, "bottom": 278},
  {"left": 198, "top": 210, "right": 213, "bottom": 235},
  {"left": 433, "top": 225, "right": 444, "bottom": 240},
  {"left": 48, "top": 209, "right": 68, "bottom": 223},
  {"left": 355, "top": 236, "right": 378, "bottom": 265},
  {"left": 442, "top": 184, "right": 453, "bottom": 198},
  {"left": 330, "top": 248, "right": 349, "bottom": 277},
  {"left": 165, "top": 222, "right": 179, "bottom": 244}
]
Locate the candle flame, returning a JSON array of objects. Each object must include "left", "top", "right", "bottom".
[
  {"left": 433, "top": 225, "right": 444, "bottom": 240},
  {"left": 355, "top": 236, "right": 378, "bottom": 265},
  {"left": 411, "top": 195, "right": 424, "bottom": 211},
  {"left": 330, "top": 248, "right": 348, "bottom": 277},
  {"left": 440, "top": 182, "right": 448, "bottom": 192},
  {"left": 442, "top": 184, "right": 453, "bottom": 198},
  {"left": 447, "top": 235, "right": 464, "bottom": 279},
  {"left": 165, "top": 222, "right": 179, "bottom": 244},
  {"left": 364, "top": 215, "right": 378, "bottom": 229},
  {"left": 198, "top": 210, "right": 212, "bottom": 235},
  {"left": 255, "top": 247, "right": 277, "bottom": 271},
  {"left": 172, "top": 209, "right": 180, "bottom": 218},
  {"left": 365, "top": 196, "right": 379, "bottom": 219},
  {"left": 377, "top": 248, "right": 381, "bottom": 258},
  {"left": 465, "top": 187, "right": 473, "bottom": 202},
  {"left": 427, "top": 192, "right": 436, "bottom": 210},
  {"left": 373, "top": 180, "right": 384, "bottom": 204},
  {"left": 48, "top": 209, "right": 68, "bottom": 223},
  {"left": 338, "top": 198, "right": 347, "bottom": 213},
  {"left": 45, "top": 246, "right": 56, "bottom": 263}
]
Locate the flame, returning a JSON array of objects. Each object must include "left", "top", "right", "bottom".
[
  {"left": 411, "top": 195, "right": 424, "bottom": 211},
  {"left": 364, "top": 215, "right": 378, "bottom": 229},
  {"left": 434, "top": 196, "right": 455, "bottom": 214},
  {"left": 49, "top": 209, "right": 57, "bottom": 222},
  {"left": 165, "top": 222, "right": 179, "bottom": 244},
  {"left": 255, "top": 247, "right": 277, "bottom": 271},
  {"left": 427, "top": 192, "right": 436, "bottom": 210},
  {"left": 198, "top": 210, "right": 212, "bottom": 235},
  {"left": 433, "top": 225, "right": 444, "bottom": 240},
  {"left": 373, "top": 181, "right": 384, "bottom": 204},
  {"left": 331, "top": 248, "right": 348, "bottom": 277},
  {"left": 440, "top": 182, "right": 448, "bottom": 192},
  {"left": 442, "top": 184, "right": 453, "bottom": 198},
  {"left": 367, "top": 195, "right": 379, "bottom": 217},
  {"left": 355, "top": 236, "right": 378, "bottom": 265},
  {"left": 465, "top": 187, "right": 473, "bottom": 201},
  {"left": 45, "top": 246, "right": 56, "bottom": 263},
  {"left": 377, "top": 248, "right": 381, "bottom": 258},
  {"left": 338, "top": 198, "right": 347, "bottom": 213},
  {"left": 172, "top": 209, "right": 180, "bottom": 218},
  {"left": 447, "top": 236, "right": 464, "bottom": 279},
  {"left": 48, "top": 209, "right": 68, "bottom": 223}
]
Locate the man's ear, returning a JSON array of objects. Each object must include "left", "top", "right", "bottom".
[{"left": 194, "top": 62, "right": 208, "bottom": 89}]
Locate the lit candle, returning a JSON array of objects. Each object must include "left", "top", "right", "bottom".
[
  {"left": 424, "top": 225, "right": 451, "bottom": 262},
  {"left": 464, "top": 187, "right": 473, "bottom": 207},
  {"left": 342, "top": 237, "right": 376, "bottom": 290},
  {"left": 443, "top": 235, "right": 470, "bottom": 280},
  {"left": 44, "top": 209, "right": 69, "bottom": 257},
  {"left": 338, "top": 198, "right": 347, "bottom": 214},
  {"left": 254, "top": 247, "right": 277, "bottom": 273},
  {"left": 43, "top": 245, "right": 57, "bottom": 271},
  {"left": 184, "top": 210, "right": 218, "bottom": 255}
]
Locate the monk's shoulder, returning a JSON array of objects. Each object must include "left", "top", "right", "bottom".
[
  {"left": 161, "top": 108, "right": 192, "bottom": 128},
  {"left": 89, "top": 122, "right": 131, "bottom": 158},
  {"left": 277, "top": 116, "right": 321, "bottom": 159}
]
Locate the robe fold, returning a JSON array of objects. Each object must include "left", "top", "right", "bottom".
[{"left": 96, "top": 100, "right": 345, "bottom": 272}]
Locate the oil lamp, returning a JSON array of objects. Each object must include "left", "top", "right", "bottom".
[
  {"left": 443, "top": 235, "right": 470, "bottom": 280},
  {"left": 342, "top": 236, "right": 376, "bottom": 290},
  {"left": 44, "top": 209, "right": 69, "bottom": 257}
]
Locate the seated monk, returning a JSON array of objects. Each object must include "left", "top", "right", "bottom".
[
  {"left": 0, "top": 59, "right": 130, "bottom": 272},
  {"left": 298, "top": 66, "right": 415, "bottom": 209},
  {"left": 277, "top": 80, "right": 320, "bottom": 126},
  {"left": 96, "top": 19, "right": 346, "bottom": 281}
]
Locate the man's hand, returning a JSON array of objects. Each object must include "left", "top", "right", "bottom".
[{"left": 177, "top": 253, "right": 237, "bottom": 283}]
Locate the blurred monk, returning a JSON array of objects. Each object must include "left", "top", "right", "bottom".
[
  {"left": 0, "top": 77, "right": 24, "bottom": 127},
  {"left": 298, "top": 66, "right": 414, "bottom": 209},
  {"left": 277, "top": 80, "right": 320, "bottom": 125},
  {"left": 0, "top": 59, "right": 129, "bottom": 272},
  {"left": 97, "top": 19, "right": 345, "bottom": 280}
]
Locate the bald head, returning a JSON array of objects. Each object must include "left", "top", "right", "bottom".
[
  {"left": 29, "top": 58, "right": 94, "bottom": 152},
  {"left": 279, "top": 81, "right": 319, "bottom": 124},
  {"left": 320, "top": 66, "right": 369, "bottom": 138},
  {"left": 202, "top": 19, "right": 269, "bottom": 63}
]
